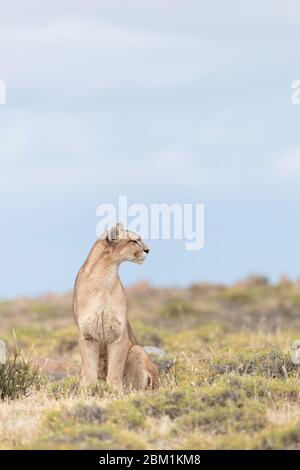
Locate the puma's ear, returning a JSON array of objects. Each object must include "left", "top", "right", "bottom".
[{"left": 107, "top": 223, "right": 124, "bottom": 243}]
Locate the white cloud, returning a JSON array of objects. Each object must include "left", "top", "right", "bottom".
[
  {"left": 1, "top": 0, "right": 300, "bottom": 196},
  {"left": 0, "top": 134, "right": 228, "bottom": 192},
  {"left": 141, "top": 146, "right": 230, "bottom": 186},
  {"left": 196, "top": 121, "right": 226, "bottom": 143},
  {"left": 0, "top": 17, "right": 205, "bottom": 95},
  {"left": 276, "top": 148, "right": 300, "bottom": 177},
  {"left": 0, "top": 118, "right": 34, "bottom": 162},
  {"left": 2, "top": 1, "right": 298, "bottom": 98},
  {"left": 0, "top": 20, "right": 197, "bottom": 54},
  {"left": 1, "top": 0, "right": 300, "bottom": 33}
]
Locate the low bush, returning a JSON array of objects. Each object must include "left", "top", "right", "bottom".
[{"left": 0, "top": 351, "right": 38, "bottom": 401}]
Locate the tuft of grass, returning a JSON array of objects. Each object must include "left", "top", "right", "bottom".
[
  {"left": 258, "top": 422, "right": 300, "bottom": 450},
  {"left": 213, "top": 349, "right": 295, "bottom": 379},
  {"left": 60, "top": 402, "right": 107, "bottom": 424},
  {"left": 0, "top": 351, "right": 39, "bottom": 401},
  {"left": 107, "top": 400, "right": 146, "bottom": 430},
  {"left": 30, "top": 403, "right": 147, "bottom": 450},
  {"left": 173, "top": 400, "right": 266, "bottom": 435},
  {"left": 44, "top": 375, "right": 112, "bottom": 400},
  {"left": 165, "top": 324, "right": 225, "bottom": 354}
]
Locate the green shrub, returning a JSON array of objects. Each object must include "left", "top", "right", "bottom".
[
  {"left": 45, "top": 375, "right": 111, "bottom": 400},
  {"left": 0, "top": 351, "right": 38, "bottom": 401},
  {"left": 259, "top": 423, "right": 300, "bottom": 450},
  {"left": 61, "top": 402, "right": 107, "bottom": 424},
  {"left": 213, "top": 349, "right": 295, "bottom": 379},
  {"left": 174, "top": 401, "right": 266, "bottom": 435}
]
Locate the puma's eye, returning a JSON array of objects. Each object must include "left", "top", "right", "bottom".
[{"left": 132, "top": 240, "right": 139, "bottom": 245}]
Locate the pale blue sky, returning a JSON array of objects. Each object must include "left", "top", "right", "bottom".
[{"left": 1, "top": 1, "right": 300, "bottom": 297}]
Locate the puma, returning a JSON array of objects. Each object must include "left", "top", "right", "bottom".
[{"left": 73, "top": 223, "right": 159, "bottom": 392}]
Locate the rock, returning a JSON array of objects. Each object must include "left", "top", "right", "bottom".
[
  {"left": 290, "top": 340, "right": 300, "bottom": 365},
  {"left": 0, "top": 340, "right": 6, "bottom": 364},
  {"left": 143, "top": 346, "right": 174, "bottom": 372}
]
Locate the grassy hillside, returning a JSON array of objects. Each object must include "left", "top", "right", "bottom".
[{"left": 1, "top": 276, "right": 300, "bottom": 449}]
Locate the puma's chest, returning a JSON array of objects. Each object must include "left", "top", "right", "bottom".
[
  {"left": 101, "top": 298, "right": 126, "bottom": 343},
  {"left": 80, "top": 293, "right": 126, "bottom": 344}
]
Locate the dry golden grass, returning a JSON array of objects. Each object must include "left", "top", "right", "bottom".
[{"left": 1, "top": 276, "right": 300, "bottom": 449}]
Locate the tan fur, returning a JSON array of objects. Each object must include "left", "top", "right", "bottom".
[{"left": 73, "top": 224, "right": 159, "bottom": 392}]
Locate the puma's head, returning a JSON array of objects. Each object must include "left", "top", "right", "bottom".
[{"left": 102, "top": 223, "right": 150, "bottom": 265}]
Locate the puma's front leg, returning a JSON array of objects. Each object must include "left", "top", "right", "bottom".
[
  {"left": 106, "top": 337, "right": 129, "bottom": 392},
  {"left": 79, "top": 335, "right": 100, "bottom": 385}
]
